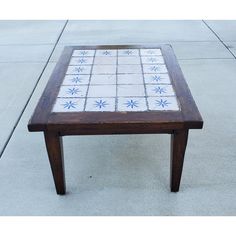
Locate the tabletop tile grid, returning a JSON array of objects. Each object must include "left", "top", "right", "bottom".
[{"left": 52, "top": 48, "right": 180, "bottom": 112}]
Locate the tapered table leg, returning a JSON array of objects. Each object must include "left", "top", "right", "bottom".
[
  {"left": 44, "top": 131, "right": 66, "bottom": 195},
  {"left": 170, "top": 129, "right": 189, "bottom": 192}
]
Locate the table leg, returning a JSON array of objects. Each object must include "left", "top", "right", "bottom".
[
  {"left": 170, "top": 129, "right": 189, "bottom": 192},
  {"left": 44, "top": 131, "right": 66, "bottom": 195}
]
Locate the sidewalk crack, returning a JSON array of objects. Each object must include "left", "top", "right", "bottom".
[
  {"left": 202, "top": 20, "right": 236, "bottom": 59},
  {"left": 0, "top": 20, "right": 69, "bottom": 158}
]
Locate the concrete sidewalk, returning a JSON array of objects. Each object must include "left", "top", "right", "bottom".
[{"left": 0, "top": 20, "right": 236, "bottom": 215}]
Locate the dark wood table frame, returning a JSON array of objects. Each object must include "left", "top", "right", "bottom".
[{"left": 28, "top": 44, "right": 203, "bottom": 195}]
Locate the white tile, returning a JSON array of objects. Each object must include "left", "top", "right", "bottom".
[
  {"left": 87, "top": 85, "right": 116, "bottom": 97},
  {"left": 72, "top": 50, "right": 95, "bottom": 57},
  {"left": 117, "top": 97, "right": 147, "bottom": 111},
  {"left": 85, "top": 97, "right": 115, "bottom": 111},
  {"left": 62, "top": 75, "right": 90, "bottom": 85},
  {"left": 92, "top": 65, "right": 116, "bottom": 74},
  {"left": 57, "top": 85, "right": 88, "bottom": 98},
  {"left": 95, "top": 49, "right": 117, "bottom": 57},
  {"left": 90, "top": 74, "right": 116, "bottom": 85},
  {"left": 117, "top": 74, "right": 143, "bottom": 84},
  {"left": 66, "top": 65, "right": 92, "bottom": 75},
  {"left": 94, "top": 56, "right": 116, "bottom": 65},
  {"left": 143, "top": 64, "right": 168, "bottom": 73},
  {"left": 118, "top": 57, "right": 140, "bottom": 65},
  {"left": 144, "top": 74, "right": 171, "bottom": 84},
  {"left": 118, "top": 49, "right": 139, "bottom": 56},
  {"left": 117, "top": 85, "right": 145, "bottom": 97},
  {"left": 69, "top": 57, "right": 94, "bottom": 65},
  {"left": 147, "top": 96, "right": 179, "bottom": 111},
  {"left": 118, "top": 65, "right": 142, "bottom": 74},
  {"left": 52, "top": 98, "right": 85, "bottom": 112},
  {"left": 140, "top": 48, "right": 162, "bottom": 56},
  {"left": 146, "top": 85, "right": 175, "bottom": 96},
  {"left": 141, "top": 56, "right": 165, "bottom": 64}
]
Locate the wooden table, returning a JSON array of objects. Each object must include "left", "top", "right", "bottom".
[{"left": 28, "top": 45, "right": 203, "bottom": 195}]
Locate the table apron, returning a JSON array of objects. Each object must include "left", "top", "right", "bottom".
[{"left": 44, "top": 122, "right": 187, "bottom": 135}]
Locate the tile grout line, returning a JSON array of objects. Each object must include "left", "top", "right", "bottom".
[
  {"left": 0, "top": 57, "right": 234, "bottom": 64},
  {"left": 115, "top": 50, "right": 118, "bottom": 111},
  {"left": 83, "top": 50, "right": 96, "bottom": 111},
  {"left": 0, "top": 57, "right": 235, "bottom": 65},
  {"left": 202, "top": 20, "right": 236, "bottom": 59},
  {"left": 139, "top": 49, "right": 149, "bottom": 110},
  {"left": 0, "top": 20, "right": 69, "bottom": 159}
]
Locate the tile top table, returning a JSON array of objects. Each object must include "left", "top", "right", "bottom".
[{"left": 28, "top": 45, "right": 203, "bottom": 195}]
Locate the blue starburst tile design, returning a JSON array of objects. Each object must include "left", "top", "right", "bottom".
[
  {"left": 151, "top": 66, "right": 160, "bottom": 72},
  {"left": 156, "top": 99, "right": 170, "bottom": 108},
  {"left": 152, "top": 75, "right": 162, "bottom": 82},
  {"left": 94, "top": 99, "right": 109, "bottom": 108},
  {"left": 75, "top": 67, "right": 84, "bottom": 73},
  {"left": 143, "top": 64, "right": 167, "bottom": 73},
  {"left": 123, "top": 50, "right": 133, "bottom": 55},
  {"left": 63, "top": 101, "right": 77, "bottom": 109},
  {"left": 153, "top": 86, "right": 167, "bottom": 95},
  {"left": 146, "top": 85, "right": 175, "bottom": 97},
  {"left": 58, "top": 86, "right": 87, "bottom": 98},
  {"left": 118, "top": 49, "right": 139, "bottom": 56},
  {"left": 52, "top": 98, "right": 85, "bottom": 112},
  {"left": 147, "top": 96, "right": 179, "bottom": 111},
  {"left": 144, "top": 74, "right": 171, "bottom": 84},
  {"left": 118, "top": 97, "right": 147, "bottom": 111},
  {"left": 96, "top": 50, "right": 117, "bottom": 57},
  {"left": 141, "top": 56, "right": 164, "bottom": 64},
  {"left": 148, "top": 57, "right": 158, "bottom": 63},
  {"left": 72, "top": 50, "right": 95, "bottom": 57},
  {"left": 66, "top": 87, "right": 80, "bottom": 95},
  {"left": 71, "top": 76, "right": 82, "bottom": 83},
  {"left": 103, "top": 51, "right": 111, "bottom": 56},
  {"left": 125, "top": 99, "right": 139, "bottom": 108},
  {"left": 66, "top": 65, "right": 91, "bottom": 75},
  {"left": 85, "top": 98, "right": 115, "bottom": 111},
  {"left": 140, "top": 49, "right": 162, "bottom": 56},
  {"left": 78, "top": 58, "right": 87, "bottom": 64},
  {"left": 70, "top": 57, "right": 94, "bottom": 65},
  {"left": 62, "top": 75, "right": 90, "bottom": 85}
]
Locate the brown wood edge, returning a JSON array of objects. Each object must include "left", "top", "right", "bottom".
[
  {"left": 27, "top": 46, "right": 74, "bottom": 131},
  {"left": 28, "top": 119, "right": 203, "bottom": 132},
  {"left": 162, "top": 44, "right": 204, "bottom": 127}
]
